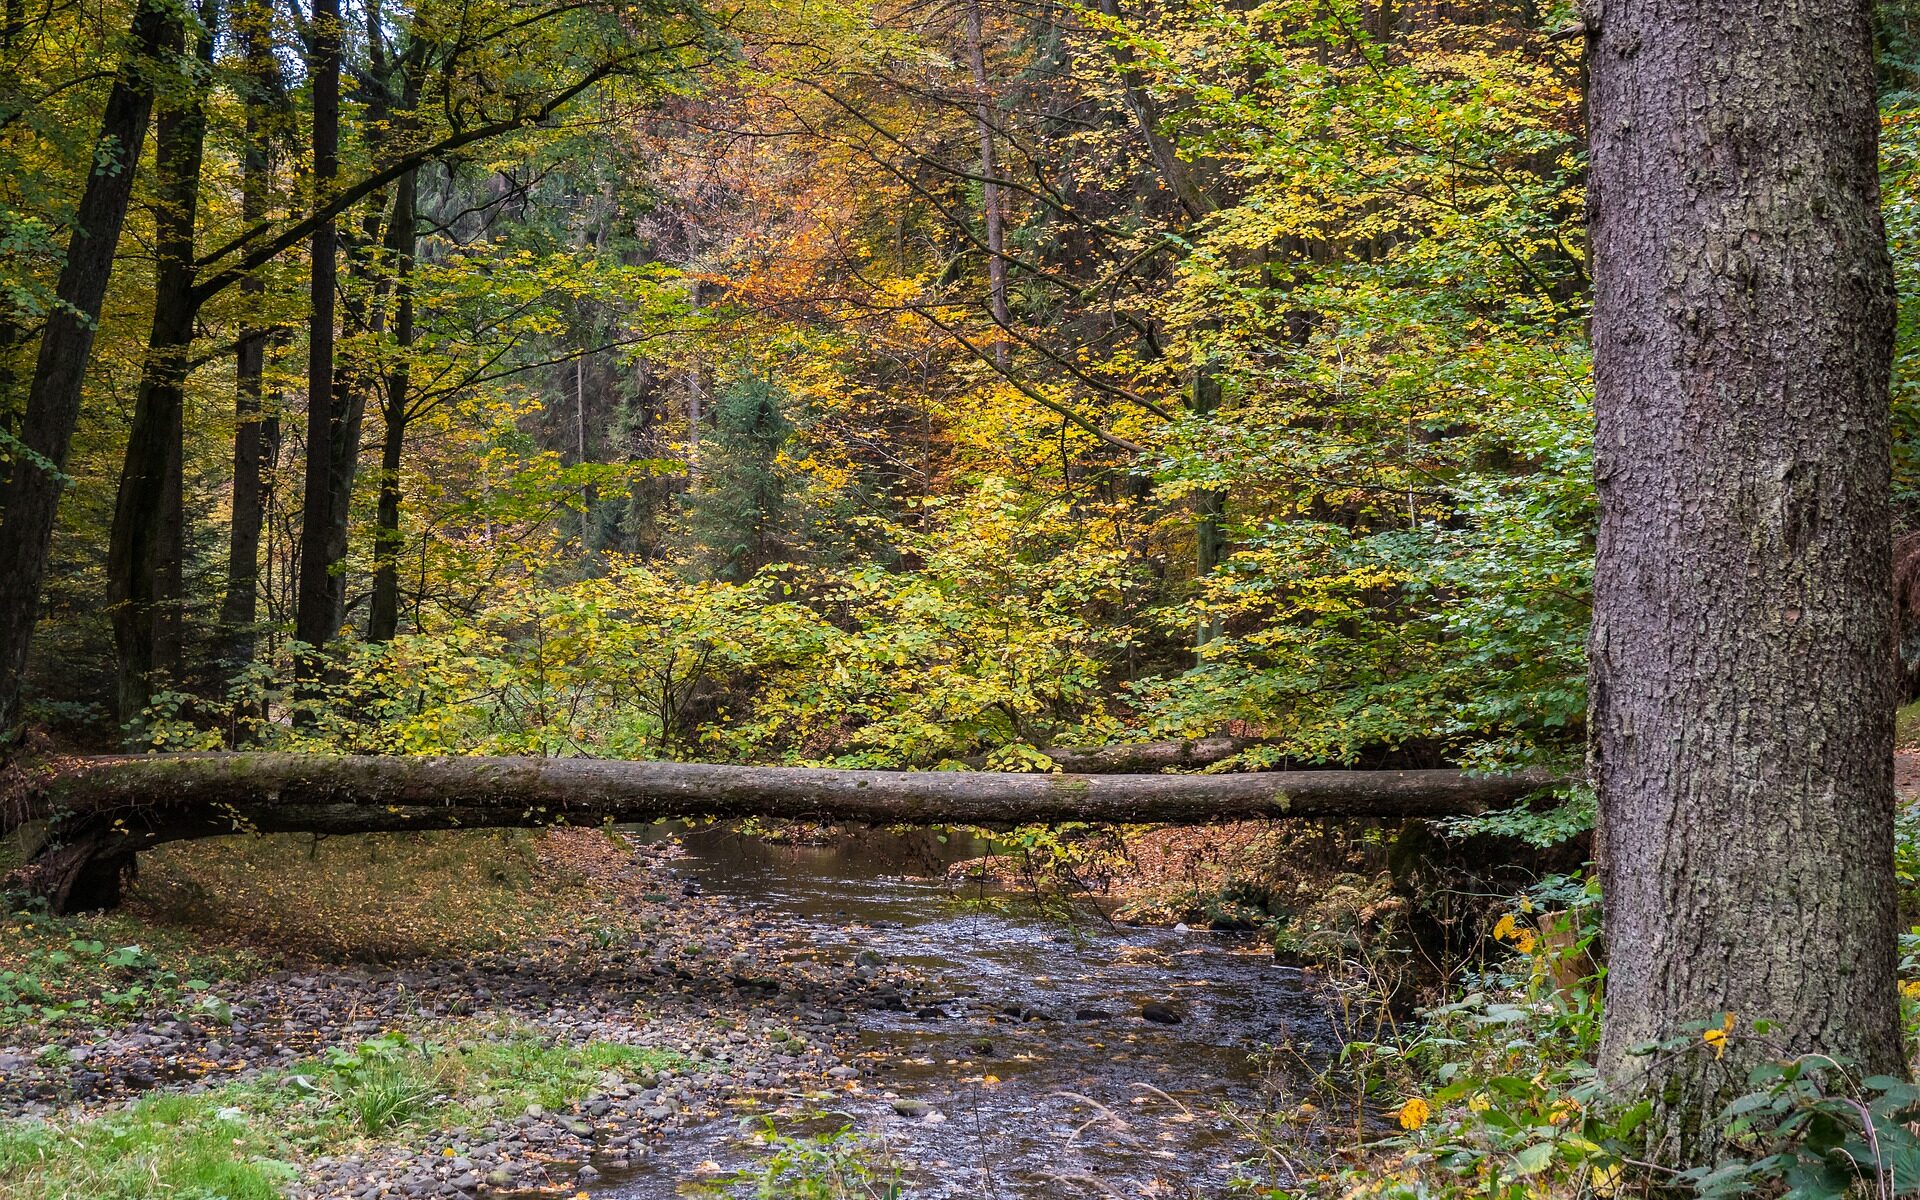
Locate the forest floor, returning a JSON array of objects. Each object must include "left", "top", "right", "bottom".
[
  {"left": 0, "top": 819, "right": 1307, "bottom": 1199},
  {"left": 10, "top": 748, "right": 1911, "bottom": 1199},
  {"left": 0, "top": 829, "right": 966, "bottom": 1198}
]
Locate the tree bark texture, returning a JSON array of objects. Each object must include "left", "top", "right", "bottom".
[
  {"left": 1587, "top": 0, "right": 1901, "bottom": 1160},
  {"left": 7, "top": 753, "right": 1558, "bottom": 912},
  {"left": 0, "top": 0, "right": 182, "bottom": 736}
]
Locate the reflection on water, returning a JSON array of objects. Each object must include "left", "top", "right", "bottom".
[{"left": 605, "top": 823, "right": 1333, "bottom": 1198}]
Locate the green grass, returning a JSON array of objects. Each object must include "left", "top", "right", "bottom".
[
  {"left": 0, "top": 1087, "right": 303, "bottom": 1200},
  {"left": 445, "top": 1032, "right": 680, "bottom": 1117},
  {"left": 0, "top": 1028, "right": 690, "bottom": 1199}
]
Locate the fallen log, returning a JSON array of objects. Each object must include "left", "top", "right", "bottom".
[
  {"left": 959, "top": 736, "right": 1258, "bottom": 773},
  {"left": 6, "top": 753, "right": 1566, "bottom": 913}
]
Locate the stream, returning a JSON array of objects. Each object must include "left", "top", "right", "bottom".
[{"left": 601, "top": 824, "right": 1338, "bottom": 1198}]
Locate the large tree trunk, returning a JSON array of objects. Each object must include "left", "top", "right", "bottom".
[
  {"left": 6, "top": 752, "right": 1559, "bottom": 912},
  {"left": 107, "top": 0, "right": 217, "bottom": 727},
  {"left": 293, "top": 0, "right": 343, "bottom": 695},
  {"left": 1587, "top": 0, "right": 1900, "bottom": 1162},
  {"left": 0, "top": 0, "right": 183, "bottom": 737}
]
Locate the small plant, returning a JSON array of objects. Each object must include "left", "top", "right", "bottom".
[
  {"left": 734, "top": 1119, "right": 906, "bottom": 1200},
  {"left": 320, "top": 1033, "right": 446, "bottom": 1133}
]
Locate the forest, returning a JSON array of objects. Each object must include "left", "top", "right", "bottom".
[{"left": 0, "top": 0, "right": 1916, "bottom": 1189}]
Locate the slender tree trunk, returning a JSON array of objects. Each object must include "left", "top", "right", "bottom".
[
  {"left": 294, "top": 0, "right": 342, "bottom": 694},
  {"left": 1191, "top": 351, "right": 1224, "bottom": 650},
  {"left": 1588, "top": 0, "right": 1901, "bottom": 1161},
  {"left": 686, "top": 281, "right": 703, "bottom": 487},
  {"left": 0, "top": 0, "right": 183, "bottom": 737},
  {"left": 220, "top": 0, "right": 281, "bottom": 682},
  {"left": 107, "top": 0, "right": 216, "bottom": 727},
  {"left": 576, "top": 353, "right": 592, "bottom": 546},
  {"left": 964, "top": 0, "right": 1009, "bottom": 369},
  {"left": 367, "top": 170, "right": 417, "bottom": 644}
]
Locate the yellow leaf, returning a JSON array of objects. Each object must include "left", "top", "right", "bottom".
[{"left": 1703, "top": 1013, "right": 1735, "bottom": 1059}]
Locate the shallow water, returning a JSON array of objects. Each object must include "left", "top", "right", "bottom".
[{"left": 600, "top": 825, "right": 1334, "bottom": 1198}]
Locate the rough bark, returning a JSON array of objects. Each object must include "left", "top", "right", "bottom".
[
  {"left": 107, "top": 0, "right": 217, "bottom": 724},
  {"left": 0, "top": 0, "right": 182, "bottom": 736},
  {"left": 1587, "top": 0, "right": 1901, "bottom": 1160},
  {"left": 7, "top": 752, "right": 1560, "bottom": 911}
]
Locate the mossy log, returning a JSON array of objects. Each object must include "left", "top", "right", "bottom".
[{"left": 4, "top": 752, "right": 1565, "bottom": 912}]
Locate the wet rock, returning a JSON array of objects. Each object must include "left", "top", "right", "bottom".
[
  {"left": 890, "top": 1098, "right": 932, "bottom": 1118},
  {"left": 1141, "top": 1003, "right": 1184, "bottom": 1025},
  {"left": 1074, "top": 1008, "right": 1110, "bottom": 1021}
]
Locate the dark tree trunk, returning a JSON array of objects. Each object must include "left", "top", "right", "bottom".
[
  {"left": 1587, "top": 0, "right": 1901, "bottom": 1160},
  {"left": 0, "top": 0, "right": 182, "bottom": 737},
  {"left": 7, "top": 752, "right": 1560, "bottom": 911},
  {"left": 107, "top": 0, "right": 217, "bottom": 726},
  {"left": 293, "top": 0, "right": 342, "bottom": 694},
  {"left": 367, "top": 169, "right": 417, "bottom": 644},
  {"left": 219, "top": 0, "right": 282, "bottom": 681},
  {"left": 1191, "top": 352, "right": 1225, "bottom": 650},
  {"left": 1091, "top": 0, "right": 1212, "bottom": 221}
]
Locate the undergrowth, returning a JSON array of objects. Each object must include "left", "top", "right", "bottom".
[{"left": 1238, "top": 859, "right": 1920, "bottom": 1200}]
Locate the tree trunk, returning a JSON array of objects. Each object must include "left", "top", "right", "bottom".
[
  {"left": 219, "top": 0, "right": 282, "bottom": 681},
  {"left": 294, "top": 0, "right": 343, "bottom": 695},
  {"left": 367, "top": 170, "right": 417, "bottom": 644},
  {"left": 1587, "top": 0, "right": 1901, "bottom": 1160},
  {"left": 963, "top": 0, "right": 1009, "bottom": 370},
  {"left": 8, "top": 752, "right": 1560, "bottom": 911},
  {"left": 0, "top": 0, "right": 182, "bottom": 737},
  {"left": 1191, "top": 352, "right": 1225, "bottom": 650},
  {"left": 107, "top": 0, "right": 216, "bottom": 727},
  {"left": 1090, "top": 0, "right": 1212, "bottom": 221}
]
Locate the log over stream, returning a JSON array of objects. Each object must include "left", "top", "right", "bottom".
[{"left": 4, "top": 750, "right": 1565, "bottom": 912}]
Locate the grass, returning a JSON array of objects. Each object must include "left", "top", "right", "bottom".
[
  {"left": 0, "top": 1087, "right": 303, "bottom": 1200},
  {"left": 0, "top": 1028, "right": 689, "bottom": 1199}
]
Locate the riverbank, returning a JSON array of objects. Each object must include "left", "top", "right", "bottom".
[
  {"left": 0, "top": 822, "right": 1331, "bottom": 1198},
  {"left": 0, "top": 829, "right": 933, "bottom": 1197}
]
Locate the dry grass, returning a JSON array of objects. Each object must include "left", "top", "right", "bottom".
[{"left": 126, "top": 827, "right": 653, "bottom": 962}]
